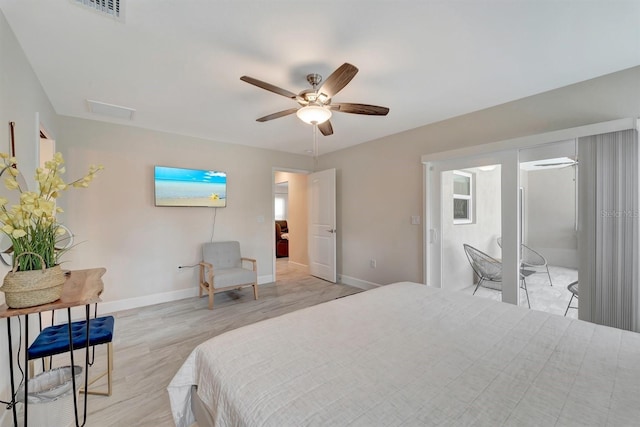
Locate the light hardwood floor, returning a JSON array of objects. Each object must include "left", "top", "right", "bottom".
[{"left": 81, "top": 260, "right": 360, "bottom": 426}]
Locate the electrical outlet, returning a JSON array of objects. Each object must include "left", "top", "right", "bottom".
[
  {"left": 370, "top": 259, "right": 376, "bottom": 268},
  {"left": 411, "top": 215, "right": 421, "bottom": 225}
]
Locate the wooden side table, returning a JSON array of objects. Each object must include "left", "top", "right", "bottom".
[{"left": 0, "top": 268, "right": 106, "bottom": 427}]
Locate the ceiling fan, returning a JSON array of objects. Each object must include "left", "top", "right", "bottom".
[{"left": 240, "top": 63, "right": 389, "bottom": 136}]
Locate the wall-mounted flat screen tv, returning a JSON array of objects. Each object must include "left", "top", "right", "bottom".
[{"left": 154, "top": 166, "right": 227, "bottom": 207}]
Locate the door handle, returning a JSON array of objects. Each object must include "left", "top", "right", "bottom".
[{"left": 326, "top": 229, "right": 336, "bottom": 234}]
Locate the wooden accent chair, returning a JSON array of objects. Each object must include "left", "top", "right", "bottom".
[{"left": 199, "top": 241, "right": 258, "bottom": 310}]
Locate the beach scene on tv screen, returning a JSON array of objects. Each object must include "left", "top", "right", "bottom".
[{"left": 155, "top": 166, "right": 226, "bottom": 207}]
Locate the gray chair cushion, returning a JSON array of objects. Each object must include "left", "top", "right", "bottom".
[
  {"left": 203, "top": 241, "right": 242, "bottom": 269},
  {"left": 213, "top": 268, "right": 257, "bottom": 287}
]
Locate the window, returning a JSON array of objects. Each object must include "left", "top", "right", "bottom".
[
  {"left": 274, "top": 196, "right": 287, "bottom": 220},
  {"left": 453, "top": 170, "right": 473, "bottom": 224}
]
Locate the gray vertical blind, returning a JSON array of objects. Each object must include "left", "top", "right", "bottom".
[{"left": 578, "top": 129, "right": 639, "bottom": 332}]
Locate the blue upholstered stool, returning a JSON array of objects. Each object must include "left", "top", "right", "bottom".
[{"left": 28, "top": 316, "right": 115, "bottom": 396}]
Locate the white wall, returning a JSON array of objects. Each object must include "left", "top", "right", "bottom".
[
  {"left": 318, "top": 66, "right": 640, "bottom": 286},
  {"left": 442, "top": 167, "right": 502, "bottom": 291},
  {"left": 56, "top": 117, "right": 312, "bottom": 313},
  {"left": 524, "top": 167, "right": 578, "bottom": 267},
  {"left": 0, "top": 10, "right": 60, "bottom": 423}
]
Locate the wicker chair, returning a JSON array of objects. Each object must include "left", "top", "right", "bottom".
[
  {"left": 496, "top": 238, "right": 553, "bottom": 286},
  {"left": 564, "top": 281, "right": 578, "bottom": 316},
  {"left": 521, "top": 244, "right": 553, "bottom": 286},
  {"left": 463, "top": 243, "right": 530, "bottom": 308}
]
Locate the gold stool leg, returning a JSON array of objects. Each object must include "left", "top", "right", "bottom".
[
  {"left": 107, "top": 341, "right": 113, "bottom": 396},
  {"left": 79, "top": 342, "right": 113, "bottom": 396}
]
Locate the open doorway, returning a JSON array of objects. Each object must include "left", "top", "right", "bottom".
[
  {"left": 427, "top": 150, "right": 521, "bottom": 306},
  {"left": 39, "top": 128, "right": 55, "bottom": 167},
  {"left": 429, "top": 143, "right": 580, "bottom": 315},
  {"left": 273, "top": 171, "right": 309, "bottom": 280},
  {"left": 426, "top": 120, "right": 639, "bottom": 331},
  {"left": 275, "top": 181, "right": 289, "bottom": 260},
  {"left": 441, "top": 166, "right": 502, "bottom": 290},
  {"left": 519, "top": 141, "right": 579, "bottom": 317}
]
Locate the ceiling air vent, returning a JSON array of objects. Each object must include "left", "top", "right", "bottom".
[
  {"left": 87, "top": 100, "right": 135, "bottom": 120},
  {"left": 74, "top": 0, "right": 123, "bottom": 21}
]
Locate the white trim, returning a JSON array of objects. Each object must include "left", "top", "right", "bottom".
[
  {"left": 273, "top": 166, "right": 311, "bottom": 175},
  {"left": 339, "top": 274, "right": 381, "bottom": 290},
  {"left": 258, "top": 274, "right": 273, "bottom": 284},
  {"left": 288, "top": 260, "right": 308, "bottom": 268},
  {"left": 423, "top": 163, "right": 429, "bottom": 285},
  {"left": 421, "top": 118, "right": 636, "bottom": 163}
]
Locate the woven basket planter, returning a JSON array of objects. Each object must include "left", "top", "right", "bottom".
[{"left": 0, "top": 252, "right": 66, "bottom": 308}]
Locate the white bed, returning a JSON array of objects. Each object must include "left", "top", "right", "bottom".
[{"left": 168, "top": 282, "right": 640, "bottom": 427}]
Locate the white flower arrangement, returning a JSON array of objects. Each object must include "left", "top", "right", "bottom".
[{"left": 0, "top": 152, "right": 102, "bottom": 271}]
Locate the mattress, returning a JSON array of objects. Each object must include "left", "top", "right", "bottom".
[{"left": 168, "top": 282, "right": 640, "bottom": 426}]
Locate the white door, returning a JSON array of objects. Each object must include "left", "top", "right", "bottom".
[{"left": 308, "top": 168, "right": 336, "bottom": 282}]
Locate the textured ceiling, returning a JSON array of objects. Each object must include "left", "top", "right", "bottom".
[{"left": 1, "top": 1, "right": 639, "bottom": 155}]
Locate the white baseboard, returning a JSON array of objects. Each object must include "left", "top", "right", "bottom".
[
  {"left": 338, "top": 275, "right": 381, "bottom": 290},
  {"left": 287, "top": 261, "right": 307, "bottom": 268},
  {"left": 99, "top": 287, "right": 200, "bottom": 314},
  {"left": 258, "top": 274, "right": 273, "bottom": 285},
  {"left": 100, "top": 276, "right": 273, "bottom": 315}
]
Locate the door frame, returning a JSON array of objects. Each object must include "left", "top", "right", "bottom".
[
  {"left": 272, "top": 167, "right": 311, "bottom": 282},
  {"left": 425, "top": 150, "right": 520, "bottom": 304}
]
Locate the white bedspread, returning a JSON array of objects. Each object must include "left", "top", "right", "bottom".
[{"left": 168, "top": 282, "right": 640, "bottom": 427}]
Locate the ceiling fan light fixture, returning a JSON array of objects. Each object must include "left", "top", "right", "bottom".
[
  {"left": 317, "top": 93, "right": 329, "bottom": 103},
  {"left": 296, "top": 105, "right": 332, "bottom": 124}
]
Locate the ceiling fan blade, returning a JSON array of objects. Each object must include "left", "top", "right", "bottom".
[
  {"left": 240, "top": 76, "right": 297, "bottom": 99},
  {"left": 333, "top": 103, "right": 389, "bottom": 116},
  {"left": 256, "top": 108, "right": 298, "bottom": 122},
  {"left": 318, "top": 120, "right": 333, "bottom": 136},
  {"left": 317, "top": 63, "right": 358, "bottom": 99}
]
